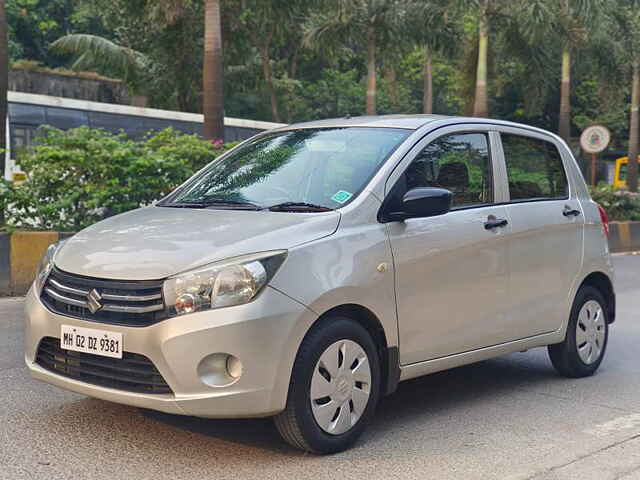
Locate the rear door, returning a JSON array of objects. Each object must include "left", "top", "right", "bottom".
[{"left": 497, "top": 129, "right": 584, "bottom": 338}]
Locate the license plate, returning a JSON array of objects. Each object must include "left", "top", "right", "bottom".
[{"left": 60, "top": 325, "right": 123, "bottom": 359}]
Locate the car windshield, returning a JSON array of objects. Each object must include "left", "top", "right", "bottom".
[{"left": 161, "top": 127, "right": 411, "bottom": 211}]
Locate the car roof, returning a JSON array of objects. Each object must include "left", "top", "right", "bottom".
[
  {"left": 278, "top": 114, "right": 452, "bottom": 130},
  {"left": 273, "top": 114, "right": 567, "bottom": 146}
]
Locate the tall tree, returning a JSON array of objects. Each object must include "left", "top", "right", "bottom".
[
  {"left": 143, "top": 0, "right": 203, "bottom": 112},
  {"left": 521, "top": 0, "right": 604, "bottom": 142},
  {"left": 611, "top": 1, "right": 640, "bottom": 192},
  {"left": 630, "top": 60, "right": 639, "bottom": 192},
  {"left": 557, "top": 0, "right": 572, "bottom": 142},
  {"left": 406, "top": 0, "right": 459, "bottom": 114},
  {"left": 203, "top": 0, "right": 224, "bottom": 140},
  {"left": 473, "top": 0, "right": 489, "bottom": 117},
  {"left": 0, "top": 0, "right": 6, "bottom": 224},
  {"left": 232, "top": 0, "right": 305, "bottom": 123},
  {"left": 458, "top": 0, "right": 511, "bottom": 118},
  {"left": 0, "top": 0, "right": 7, "bottom": 185},
  {"left": 52, "top": 0, "right": 219, "bottom": 119},
  {"left": 304, "top": 0, "right": 404, "bottom": 116},
  {"left": 555, "top": 0, "right": 607, "bottom": 143}
]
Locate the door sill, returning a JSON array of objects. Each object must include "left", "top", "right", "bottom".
[{"left": 399, "top": 330, "right": 563, "bottom": 382}]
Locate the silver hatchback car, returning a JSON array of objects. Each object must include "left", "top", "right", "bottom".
[{"left": 25, "top": 115, "right": 615, "bottom": 453}]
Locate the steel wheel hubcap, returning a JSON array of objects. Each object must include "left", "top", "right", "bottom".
[
  {"left": 576, "top": 300, "right": 606, "bottom": 365},
  {"left": 310, "top": 339, "right": 372, "bottom": 435}
]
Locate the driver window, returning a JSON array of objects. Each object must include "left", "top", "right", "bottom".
[{"left": 405, "top": 132, "right": 494, "bottom": 208}]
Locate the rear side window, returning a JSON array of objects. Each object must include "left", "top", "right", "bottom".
[{"left": 501, "top": 134, "right": 568, "bottom": 201}]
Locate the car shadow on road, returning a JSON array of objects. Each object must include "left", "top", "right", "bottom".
[
  {"left": 140, "top": 410, "right": 293, "bottom": 454},
  {"left": 140, "top": 351, "right": 564, "bottom": 454}
]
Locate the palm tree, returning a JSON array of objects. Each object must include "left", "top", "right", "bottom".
[
  {"left": 473, "top": 0, "right": 490, "bottom": 117},
  {"left": 629, "top": 59, "right": 639, "bottom": 192},
  {"left": 235, "top": 1, "right": 305, "bottom": 123},
  {"left": 304, "top": 0, "right": 404, "bottom": 116},
  {"left": 0, "top": 0, "right": 9, "bottom": 182},
  {"left": 519, "top": 0, "right": 605, "bottom": 142},
  {"left": 406, "top": 1, "right": 459, "bottom": 114},
  {"left": 50, "top": 34, "right": 148, "bottom": 90},
  {"left": 457, "top": 0, "right": 512, "bottom": 118},
  {"left": 53, "top": 0, "right": 227, "bottom": 141},
  {"left": 611, "top": 1, "right": 640, "bottom": 192},
  {"left": 203, "top": 0, "right": 224, "bottom": 140},
  {"left": 0, "top": 0, "right": 7, "bottom": 206}
]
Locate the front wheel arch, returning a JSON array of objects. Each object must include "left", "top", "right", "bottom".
[{"left": 309, "top": 304, "right": 398, "bottom": 396}]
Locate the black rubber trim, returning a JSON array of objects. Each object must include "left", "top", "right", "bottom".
[
  {"left": 385, "top": 346, "right": 401, "bottom": 395},
  {"left": 52, "top": 267, "right": 164, "bottom": 290}
]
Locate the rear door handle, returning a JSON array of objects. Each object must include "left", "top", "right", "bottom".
[
  {"left": 563, "top": 207, "right": 581, "bottom": 217},
  {"left": 484, "top": 218, "right": 508, "bottom": 230}
]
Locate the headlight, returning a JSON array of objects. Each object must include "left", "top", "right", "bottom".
[
  {"left": 34, "top": 240, "right": 66, "bottom": 292},
  {"left": 163, "top": 250, "right": 287, "bottom": 317}
]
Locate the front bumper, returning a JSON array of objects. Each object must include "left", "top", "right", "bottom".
[{"left": 25, "top": 285, "right": 317, "bottom": 418}]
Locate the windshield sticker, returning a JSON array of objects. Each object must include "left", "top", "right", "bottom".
[{"left": 331, "top": 190, "right": 353, "bottom": 204}]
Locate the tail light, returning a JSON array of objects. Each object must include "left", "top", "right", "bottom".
[{"left": 597, "top": 204, "right": 609, "bottom": 237}]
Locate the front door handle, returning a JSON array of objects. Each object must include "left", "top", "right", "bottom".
[
  {"left": 563, "top": 207, "right": 581, "bottom": 217},
  {"left": 484, "top": 217, "right": 508, "bottom": 230}
]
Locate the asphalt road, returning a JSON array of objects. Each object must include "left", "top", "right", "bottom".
[{"left": 1, "top": 255, "right": 640, "bottom": 480}]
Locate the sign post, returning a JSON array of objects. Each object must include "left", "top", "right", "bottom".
[{"left": 580, "top": 125, "right": 611, "bottom": 186}]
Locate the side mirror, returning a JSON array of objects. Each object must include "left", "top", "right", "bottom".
[{"left": 388, "top": 187, "right": 452, "bottom": 221}]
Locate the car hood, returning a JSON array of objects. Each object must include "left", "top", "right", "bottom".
[{"left": 54, "top": 206, "right": 340, "bottom": 280}]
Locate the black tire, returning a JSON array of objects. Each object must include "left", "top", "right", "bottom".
[
  {"left": 548, "top": 285, "right": 609, "bottom": 378},
  {"left": 274, "top": 317, "right": 381, "bottom": 454}
]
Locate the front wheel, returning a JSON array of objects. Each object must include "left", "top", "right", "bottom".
[
  {"left": 274, "top": 317, "right": 381, "bottom": 454},
  {"left": 548, "top": 286, "right": 609, "bottom": 378}
]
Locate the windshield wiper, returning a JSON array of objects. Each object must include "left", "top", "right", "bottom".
[
  {"left": 163, "top": 200, "right": 261, "bottom": 210},
  {"left": 205, "top": 200, "right": 262, "bottom": 210},
  {"left": 266, "top": 202, "right": 334, "bottom": 212},
  {"left": 161, "top": 202, "right": 209, "bottom": 209}
]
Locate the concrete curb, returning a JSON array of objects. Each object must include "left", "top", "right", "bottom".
[
  {"left": 0, "top": 231, "right": 61, "bottom": 296},
  {"left": 609, "top": 222, "right": 640, "bottom": 253},
  {"left": 10, "top": 231, "right": 59, "bottom": 294},
  {"left": 0, "top": 233, "right": 10, "bottom": 295}
]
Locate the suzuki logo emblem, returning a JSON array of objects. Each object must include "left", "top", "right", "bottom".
[{"left": 87, "top": 289, "right": 103, "bottom": 314}]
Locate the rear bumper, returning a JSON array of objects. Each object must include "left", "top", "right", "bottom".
[{"left": 25, "top": 284, "right": 317, "bottom": 418}]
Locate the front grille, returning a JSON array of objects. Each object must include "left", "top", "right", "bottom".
[
  {"left": 41, "top": 268, "right": 166, "bottom": 327},
  {"left": 36, "top": 337, "right": 173, "bottom": 394}
]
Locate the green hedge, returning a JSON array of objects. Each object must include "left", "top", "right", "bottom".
[
  {"left": 589, "top": 184, "right": 640, "bottom": 221},
  {"left": 1, "top": 126, "right": 237, "bottom": 231}
]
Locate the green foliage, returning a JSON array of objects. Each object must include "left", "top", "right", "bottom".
[
  {"left": 397, "top": 47, "right": 463, "bottom": 115},
  {"left": 7, "top": 0, "right": 112, "bottom": 66},
  {"left": 50, "top": 34, "right": 148, "bottom": 89},
  {"left": 0, "top": 180, "right": 10, "bottom": 228},
  {"left": 573, "top": 75, "right": 628, "bottom": 144},
  {"left": 2, "top": 127, "right": 236, "bottom": 231},
  {"left": 3, "top": 0, "right": 640, "bottom": 152},
  {"left": 589, "top": 184, "right": 640, "bottom": 221},
  {"left": 282, "top": 69, "right": 367, "bottom": 120}
]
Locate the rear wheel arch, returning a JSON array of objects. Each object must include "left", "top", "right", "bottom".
[{"left": 577, "top": 272, "right": 615, "bottom": 324}]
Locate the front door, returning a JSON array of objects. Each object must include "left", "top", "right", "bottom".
[{"left": 386, "top": 130, "right": 512, "bottom": 365}]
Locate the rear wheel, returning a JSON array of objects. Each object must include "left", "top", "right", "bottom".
[
  {"left": 548, "top": 286, "right": 609, "bottom": 378},
  {"left": 274, "top": 317, "right": 381, "bottom": 454}
]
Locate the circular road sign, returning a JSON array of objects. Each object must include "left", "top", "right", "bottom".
[{"left": 580, "top": 125, "right": 611, "bottom": 154}]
